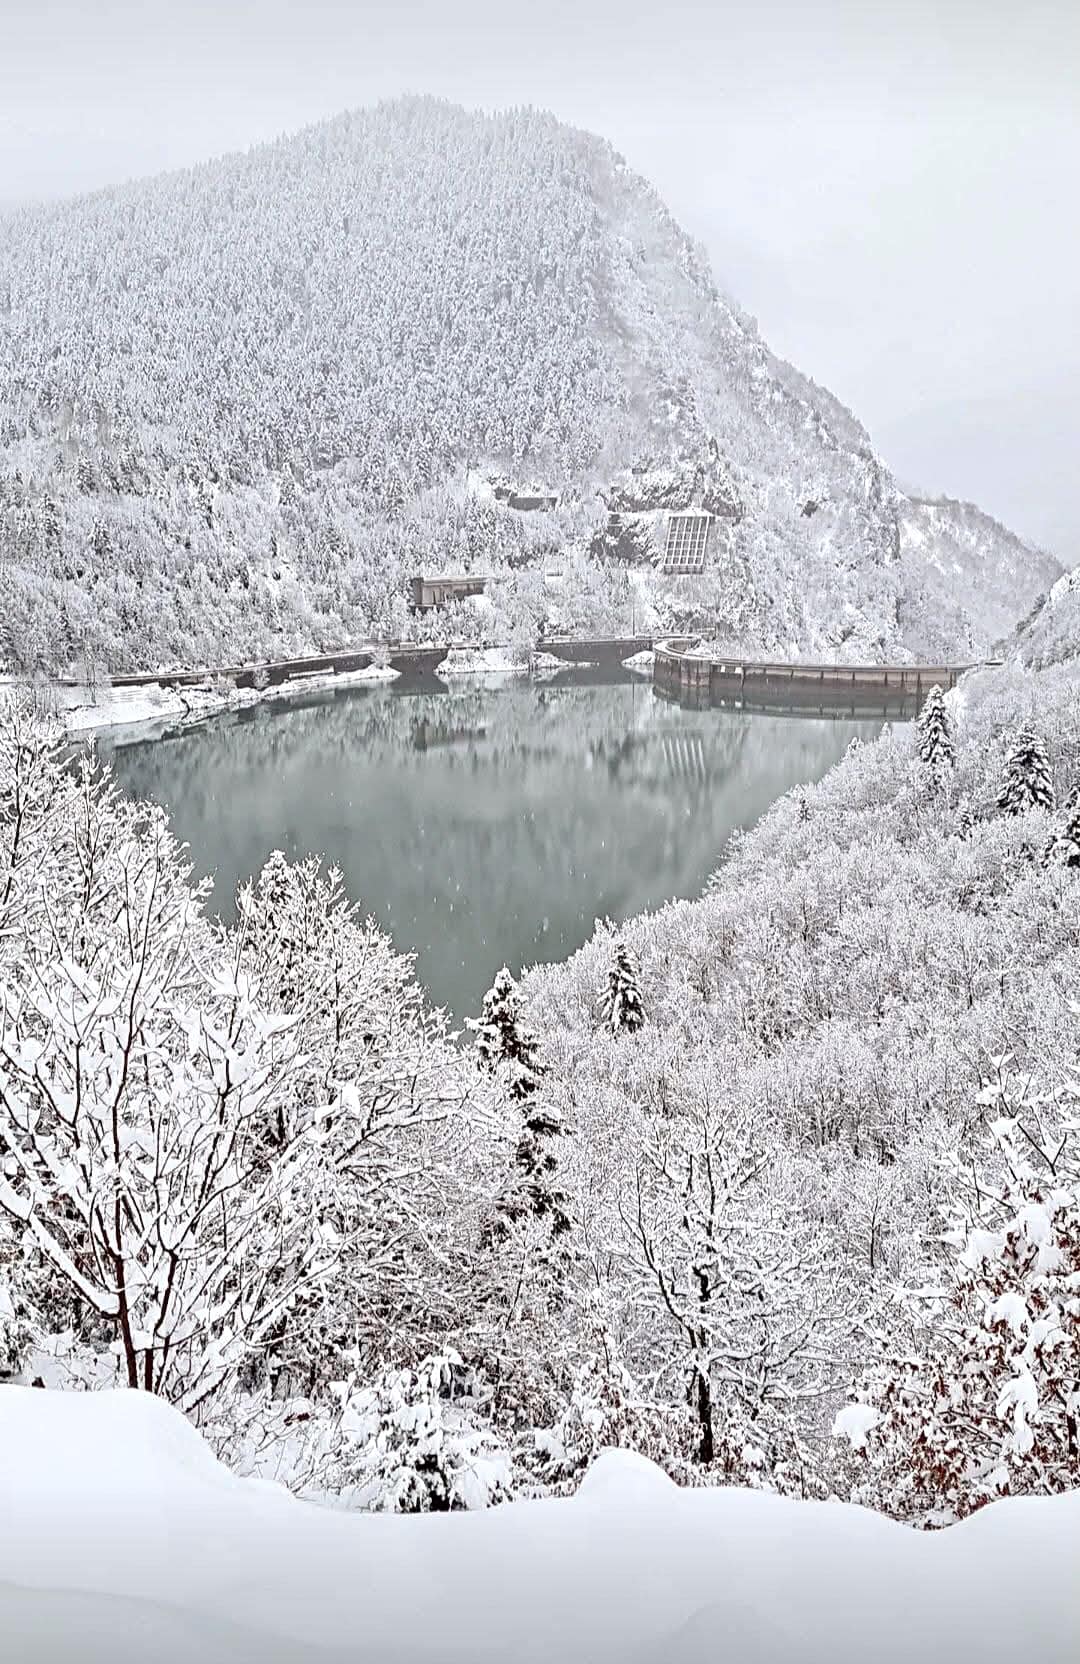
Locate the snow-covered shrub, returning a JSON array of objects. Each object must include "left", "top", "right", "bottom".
[
  {"left": 837, "top": 1060, "right": 1080, "bottom": 1522},
  {"left": 1045, "top": 785, "right": 1080, "bottom": 869},
  {"left": 333, "top": 1352, "right": 514, "bottom": 1512},
  {"left": 0, "top": 1281, "right": 33, "bottom": 1381}
]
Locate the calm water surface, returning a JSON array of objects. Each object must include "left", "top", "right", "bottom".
[{"left": 98, "top": 672, "right": 893, "bottom": 1021}]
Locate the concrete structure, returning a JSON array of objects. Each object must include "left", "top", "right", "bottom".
[
  {"left": 661, "top": 511, "right": 712, "bottom": 573},
  {"left": 409, "top": 575, "right": 491, "bottom": 613},
  {"left": 653, "top": 639, "right": 980, "bottom": 710}
]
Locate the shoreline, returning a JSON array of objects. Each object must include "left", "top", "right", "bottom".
[
  {"left": 0, "top": 645, "right": 633, "bottom": 738},
  {"left": 1, "top": 663, "right": 403, "bottom": 739}
]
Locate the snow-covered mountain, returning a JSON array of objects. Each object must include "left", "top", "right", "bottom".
[
  {"left": 0, "top": 97, "right": 1062, "bottom": 673},
  {"left": 1007, "top": 563, "right": 1080, "bottom": 667},
  {"left": 896, "top": 495, "right": 1062, "bottom": 660}
]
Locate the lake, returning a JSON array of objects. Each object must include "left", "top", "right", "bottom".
[{"left": 97, "top": 669, "right": 896, "bottom": 1022}]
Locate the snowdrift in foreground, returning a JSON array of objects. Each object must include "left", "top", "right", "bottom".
[{"left": 1, "top": 1389, "right": 1077, "bottom": 1664}]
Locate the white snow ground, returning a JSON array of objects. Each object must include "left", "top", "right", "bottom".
[{"left": 1, "top": 1388, "right": 1077, "bottom": 1664}]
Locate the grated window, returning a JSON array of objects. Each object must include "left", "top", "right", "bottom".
[{"left": 662, "top": 514, "right": 711, "bottom": 573}]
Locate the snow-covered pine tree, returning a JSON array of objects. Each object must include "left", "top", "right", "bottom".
[
  {"left": 915, "top": 685, "right": 954, "bottom": 775},
  {"left": 1045, "top": 784, "right": 1080, "bottom": 868},
  {"left": 509, "top": 1096, "right": 571, "bottom": 1239},
  {"left": 601, "top": 940, "right": 645, "bottom": 1034},
  {"left": 997, "top": 724, "right": 1055, "bottom": 814},
  {"left": 472, "top": 969, "right": 570, "bottom": 1238},
  {"left": 470, "top": 965, "right": 543, "bottom": 1098}
]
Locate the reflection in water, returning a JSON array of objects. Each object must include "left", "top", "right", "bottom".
[{"left": 98, "top": 674, "right": 891, "bottom": 1021}]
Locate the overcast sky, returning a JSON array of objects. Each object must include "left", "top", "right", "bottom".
[{"left": 3, "top": 0, "right": 1077, "bottom": 559}]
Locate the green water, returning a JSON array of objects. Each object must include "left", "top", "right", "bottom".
[{"left": 98, "top": 672, "right": 892, "bottom": 1021}]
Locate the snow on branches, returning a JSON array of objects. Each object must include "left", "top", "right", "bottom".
[
  {"left": 998, "top": 724, "right": 1055, "bottom": 815},
  {"left": 915, "top": 686, "right": 954, "bottom": 778},
  {"left": 837, "top": 1061, "right": 1080, "bottom": 1523},
  {"left": 626, "top": 1079, "right": 847, "bottom": 1484},
  {"left": 0, "top": 704, "right": 497, "bottom": 1440},
  {"left": 332, "top": 1351, "right": 514, "bottom": 1512},
  {"left": 600, "top": 940, "right": 645, "bottom": 1034},
  {"left": 1045, "top": 785, "right": 1080, "bottom": 869},
  {"left": 471, "top": 967, "right": 570, "bottom": 1242},
  {"left": 470, "top": 966, "right": 542, "bottom": 1097}
]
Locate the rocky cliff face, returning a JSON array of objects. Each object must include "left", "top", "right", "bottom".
[{"left": 0, "top": 97, "right": 1061, "bottom": 672}]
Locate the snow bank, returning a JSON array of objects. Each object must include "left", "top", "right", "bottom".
[
  {"left": 52, "top": 680, "right": 248, "bottom": 733},
  {"left": 530, "top": 650, "right": 574, "bottom": 673},
  {"left": 435, "top": 646, "right": 532, "bottom": 679},
  {"left": 263, "top": 663, "right": 399, "bottom": 700},
  {"left": 1, "top": 1389, "right": 1077, "bottom": 1664},
  {"left": 19, "top": 662, "right": 400, "bottom": 738},
  {"left": 622, "top": 649, "right": 655, "bottom": 675}
]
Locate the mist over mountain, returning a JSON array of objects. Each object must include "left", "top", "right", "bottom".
[{"left": 0, "top": 96, "right": 1061, "bottom": 673}]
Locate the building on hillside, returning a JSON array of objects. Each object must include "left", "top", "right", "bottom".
[
  {"left": 410, "top": 574, "right": 491, "bottom": 612},
  {"left": 507, "top": 491, "right": 559, "bottom": 511},
  {"left": 492, "top": 483, "right": 560, "bottom": 511},
  {"left": 661, "top": 511, "right": 713, "bottom": 573}
]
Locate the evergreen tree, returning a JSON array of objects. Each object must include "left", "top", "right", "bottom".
[
  {"left": 915, "top": 685, "right": 954, "bottom": 774},
  {"left": 997, "top": 724, "right": 1055, "bottom": 815},
  {"left": 470, "top": 965, "right": 541, "bottom": 1095},
  {"left": 472, "top": 968, "right": 569, "bottom": 1237},
  {"left": 601, "top": 940, "right": 645, "bottom": 1034},
  {"left": 510, "top": 1096, "right": 571, "bottom": 1238}
]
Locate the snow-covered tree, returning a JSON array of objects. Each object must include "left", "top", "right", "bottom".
[
  {"left": 628, "top": 1089, "right": 842, "bottom": 1478},
  {"left": 998, "top": 724, "right": 1055, "bottom": 814},
  {"left": 0, "top": 705, "right": 498, "bottom": 1443},
  {"left": 600, "top": 940, "right": 645, "bottom": 1034},
  {"left": 470, "top": 966, "right": 543, "bottom": 1100},
  {"left": 0, "top": 776, "right": 341, "bottom": 1413},
  {"left": 837, "top": 1062, "right": 1080, "bottom": 1522},
  {"left": 231, "top": 851, "right": 500, "bottom": 1401},
  {"left": 915, "top": 685, "right": 954, "bottom": 775},
  {"left": 334, "top": 1352, "right": 514, "bottom": 1512},
  {"left": 470, "top": 972, "right": 570, "bottom": 1241},
  {"left": 1045, "top": 785, "right": 1080, "bottom": 868},
  {"left": 0, "top": 1270, "right": 33, "bottom": 1382}
]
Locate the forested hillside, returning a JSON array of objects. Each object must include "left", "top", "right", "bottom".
[
  {"left": 3, "top": 645, "right": 1079, "bottom": 1517},
  {"left": 0, "top": 98, "right": 1061, "bottom": 674}
]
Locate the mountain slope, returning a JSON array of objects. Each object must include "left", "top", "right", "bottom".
[
  {"left": 1007, "top": 562, "right": 1080, "bottom": 667},
  {"left": 0, "top": 97, "right": 1061, "bottom": 672},
  {"left": 896, "top": 495, "right": 1061, "bottom": 659}
]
